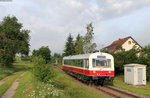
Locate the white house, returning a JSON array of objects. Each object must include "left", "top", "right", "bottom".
[{"left": 103, "top": 36, "right": 142, "bottom": 53}]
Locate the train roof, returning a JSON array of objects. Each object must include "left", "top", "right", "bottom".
[{"left": 63, "top": 52, "right": 113, "bottom": 60}]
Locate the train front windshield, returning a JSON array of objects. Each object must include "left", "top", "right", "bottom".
[{"left": 92, "top": 59, "right": 111, "bottom": 68}]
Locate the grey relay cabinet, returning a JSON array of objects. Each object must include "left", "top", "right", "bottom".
[{"left": 124, "top": 64, "right": 146, "bottom": 85}]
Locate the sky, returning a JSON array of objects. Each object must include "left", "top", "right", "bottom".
[{"left": 0, "top": 0, "right": 150, "bottom": 54}]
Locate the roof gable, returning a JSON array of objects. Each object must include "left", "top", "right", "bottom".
[
  {"left": 103, "top": 36, "right": 141, "bottom": 52},
  {"left": 112, "top": 37, "right": 130, "bottom": 46}
]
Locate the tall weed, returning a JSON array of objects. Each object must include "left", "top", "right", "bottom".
[{"left": 32, "top": 56, "right": 55, "bottom": 83}]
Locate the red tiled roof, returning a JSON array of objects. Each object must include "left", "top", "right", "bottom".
[{"left": 103, "top": 36, "right": 131, "bottom": 52}]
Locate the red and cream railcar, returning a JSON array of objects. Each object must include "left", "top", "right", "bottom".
[{"left": 62, "top": 52, "right": 114, "bottom": 85}]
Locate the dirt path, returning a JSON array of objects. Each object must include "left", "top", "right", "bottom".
[
  {"left": 1, "top": 72, "right": 26, "bottom": 98},
  {"left": 0, "top": 77, "right": 9, "bottom": 86}
]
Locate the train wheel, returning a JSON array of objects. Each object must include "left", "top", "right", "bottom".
[{"left": 99, "top": 79, "right": 104, "bottom": 86}]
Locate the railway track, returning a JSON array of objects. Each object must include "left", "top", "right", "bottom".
[{"left": 97, "top": 86, "right": 147, "bottom": 98}]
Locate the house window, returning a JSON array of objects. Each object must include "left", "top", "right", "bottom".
[{"left": 128, "top": 41, "right": 131, "bottom": 44}]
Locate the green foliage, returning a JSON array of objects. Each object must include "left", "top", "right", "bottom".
[
  {"left": 111, "top": 49, "right": 138, "bottom": 74},
  {"left": 83, "top": 23, "right": 97, "bottom": 53},
  {"left": 147, "top": 67, "right": 150, "bottom": 81},
  {"left": 63, "top": 34, "right": 75, "bottom": 56},
  {"left": 113, "top": 49, "right": 138, "bottom": 68},
  {"left": 32, "top": 56, "right": 55, "bottom": 83},
  {"left": 109, "top": 44, "right": 150, "bottom": 80},
  {"left": 0, "top": 16, "right": 30, "bottom": 66},
  {"left": 51, "top": 53, "right": 62, "bottom": 64},
  {"left": 0, "top": 60, "right": 29, "bottom": 80},
  {"left": 137, "top": 45, "right": 150, "bottom": 81},
  {"left": 75, "top": 34, "right": 84, "bottom": 54},
  {"left": 32, "top": 46, "right": 51, "bottom": 63},
  {"left": 0, "top": 66, "right": 19, "bottom": 79},
  {"left": 21, "top": 56, "right": 31, "bottom": 62},
  {"left": 53, "top": 53, "right": 61, "bottom": 58},
  {"left": 138, "top": 45, "right": 150, "bottom": 66},
  {"left": 63, "top": 23, "right": 97, "bottom": 56},
  {"left": 31, "top": 57, "right": 61, "bottom": 97}
]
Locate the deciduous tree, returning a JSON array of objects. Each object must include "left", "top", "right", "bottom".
[
  {"left": 83, "top": 23, "right": 97, "bottom": 53},
  {"left": 0, "top": 16, "right": 30, "bottom": 66},
  {"left": 32, "top": 46, "right": 51, "bottom": 63}
]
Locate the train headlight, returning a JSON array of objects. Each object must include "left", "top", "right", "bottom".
[{"left": 108, "top": 71, "right": 111, "bottom": 73}]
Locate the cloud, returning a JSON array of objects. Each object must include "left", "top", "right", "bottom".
[
  {"left": 63, "top": 0, "right": 83, "bottom": 8},
  {"left": 0, "top": 0, "right": 150, "bottom": 53}
]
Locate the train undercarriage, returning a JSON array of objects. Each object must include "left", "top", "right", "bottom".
[{"left": 62, "top": 69, "right": 114, "bottom": 86}]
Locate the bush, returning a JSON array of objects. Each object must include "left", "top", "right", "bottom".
[
  {"left": 147, "top": 67, "right": 150, "bottom": 81},
  {"left": 32, "top": 56, "right": 55, "bottom": 83},
  {"left": 32, "top": 46, "right": 51, "bottom": 64},
  {"left": 21, "top": 56, "right": 31, "bottom": 61}
]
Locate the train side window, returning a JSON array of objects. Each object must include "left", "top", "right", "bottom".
[
  {"left": 64, "top": 59, "right": 84, "bottom": 68},
  {"left": 78, "top": 59, "right": 83, "bottom": 67},
  {"left": 72, "top": 59, "right": 83, "bottom": 67},
  {"left": 84, "top": 59, "right": 89, "bottom": 68}
]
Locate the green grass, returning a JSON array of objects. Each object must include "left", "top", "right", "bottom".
[
  {"left": 13, "top": 71, "right": 33, "bottom": 98},
  {"left": 0, "top": 59, "right": 33, "bottom": 97},
  {"left": 13, "top": 61, "right": 33, "bottom": 68},
  {"left": 0, "top": 67, "right": 19, "bottom": 80},
  {"left": 13, "top": 64, "right": 106, "bottom": 98},
  {"left": 0, "top": 61, "right": 33, "bottom": 80},
  {"left": 0, "top": 71, "right": 24, "bottom": 96},
  {"left": 113, "top": 75, "right": 150, "bottom": 97}
]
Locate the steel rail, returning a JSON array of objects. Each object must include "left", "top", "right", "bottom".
[{"left": 97, "top": 86, "right": 147, "bottom": 98}]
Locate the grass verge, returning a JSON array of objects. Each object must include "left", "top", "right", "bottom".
[
  {"left": 0, "top": 61, "right": 32, "bottom": 80},
  {"left": 0, "top": 71, "right": 24, "bottom": 96},
  {"left": 0, "top": 67, "right": 19, "bottom": 80},
  {"left": 13, "top": 65, "right": 106, "bottom": 98},
  {"left": 113, "top": 75, "right": 150, "bottom": 97},
  {"left": 52, "top": 67, "right": 105, "bottom": 98}
]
